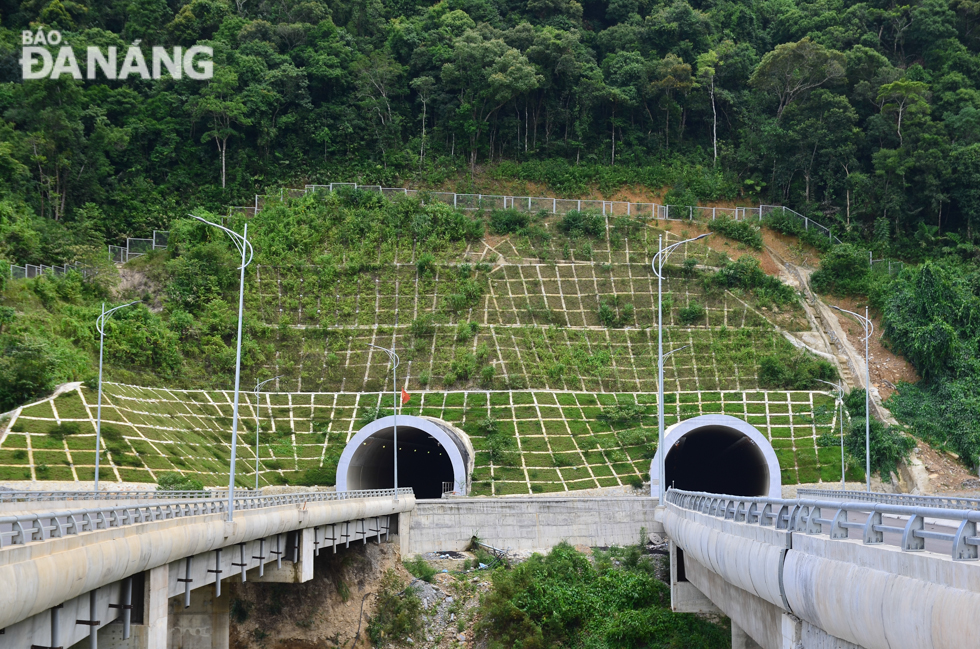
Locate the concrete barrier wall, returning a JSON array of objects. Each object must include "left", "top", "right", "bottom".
[
  {"left": 784, "top": 534, "right": 980, "bottom": 649},
  {"left": 405, "top": 497, "right": 661, "bottom": 554},
  {"left": 662, "top": 505, "right": 789, "bottom": 610},
  {"left": 664, "top": 502, "right": 980, "bottom": 649}
]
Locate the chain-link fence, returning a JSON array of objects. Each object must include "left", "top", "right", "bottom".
[
  {"left": 230, "top": 183, "right": 846, "bottom": 249},
  {"left": 871, "top": 258, "right": 904, "bottom": 275},
  {"left": 108, "top": 230, "right": 169, "bottom": 263},
  {"left": 9, "top": 262, "right": 90, "bottom": 280}
]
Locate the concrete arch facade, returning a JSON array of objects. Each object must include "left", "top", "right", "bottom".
[
  {"left": 650, "top": 414, "right": 781, "bottom": 499},
  {"left": 337, "top": 415, "right": 474, "bottom": 498}
]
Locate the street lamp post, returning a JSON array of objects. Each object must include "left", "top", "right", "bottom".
[
  {"left": 652, "top": 232, "right": 710, "bottom": 501},
  {"left": 190, "top": 214, "right": 254, "bottom": 520},
  {"left": 368, "top": 344, "right": 400, "bottom": 501},
  {"left": 831, "top": 305, "right": 874, "bottom": 492},
  {"left": 816, "top": 379, "right": 846, "bottom": 490},
  {"left": 253, "top": 375, "right": 281, "bottom": 491},
  {"left": 94, "top": 300, "right": 139, "bottom": 492}
]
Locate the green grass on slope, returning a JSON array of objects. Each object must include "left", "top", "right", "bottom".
[{"left": 0, "top": 385, "right": 864, "bottom": 490}]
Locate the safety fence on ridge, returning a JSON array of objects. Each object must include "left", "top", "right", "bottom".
[{"left": 227, "top": 183, "right": 844, "bottom": 246}]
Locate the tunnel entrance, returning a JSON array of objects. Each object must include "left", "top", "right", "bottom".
[
  {"left": 651, "top": 415, "right": 781, "bottom": 498},
  {"left": 337, "top": 415, "right": 473, "bottom": 499}
]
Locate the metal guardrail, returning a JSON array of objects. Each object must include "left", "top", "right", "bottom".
[
  {"left": 797, "top": 488, "right": 980, "bottom": 511},
  {"left": 0, "top": 489, "right": 255, "bottom": 503},
  {"left": 0, "top": 488, "right": 413, "bottom": 549},
  {"left": 666, "top": 488, "right": 980, "bottom": 561}
]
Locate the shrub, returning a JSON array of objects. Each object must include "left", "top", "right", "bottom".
[
  {"left": 810, "top": 244, "right": 870, "bottom": 295},
  {"left": 846, "top": 418, "right": 915, "bottom": 478},
  {"left": 678, "top": 303, "right": 706, "bottom": 324},
  {"left": 712, "top": 256, "right": 796, "bottom": 305},
  {"left": 298, "top": 465, "right": 337, "bottom": 486},
  {"left": 410, "top": 315, "right": 435, "bottom": 337},
  {"left": 157, "top": 472, "right": 204, "bottom": 491},
  {"left": 367, "top": 570, "right": 423, "bottom": 648},
  {"left": 489, "top": 209, "right": 530, "bottom": 235},
  {"left": 416, "top": 253, "right": 435, "bottom": 276},
  {"left": 598, "top": 403, "right": 647, "bottom": 426},
  {"left": 403, "top": 556, "right": 437, "bottom": 582},
  {"left": 48, "top": 422, "right": 81, "bottom": 440},
  {"left": 763, "top": 210, "right": 834, "bottom": 252},
  {"left": 709, "top": 217, "right": 763, "bottom": 250},
  {"left": 598, "top": 297, "right": 635, "bottom": 327},
  {"left": 758, "top": 351, "right": 837, "bottom": 389},
  {"left": 557, "top": 210, "right": 604, "bottom": 238}
]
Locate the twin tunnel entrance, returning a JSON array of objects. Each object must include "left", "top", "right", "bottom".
[{"left": 336, "top": 413, "right": 780, "bottom": 500}]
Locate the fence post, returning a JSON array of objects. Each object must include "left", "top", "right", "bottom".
[
  {"left": 805, "top": 217, "right": 809, "bottom": 230},
  {"left": 578, "top": 200, "right": 582, "bottom": 211},
  {"left": 454, "top": 193, "right": 457, "bottom": 208},
  {"left": 712, "top": 208, "right": 716, "bottom": 220},
  {"left": 254, "top": 194, "right": 258, "bottom": 213},
  {"left": 553, "top": 198, "right": 557, "bottom": 213},
  {"left": 528, "top": 197, "right": 532, "bottom": 211},
  {"left": 689, "top": 206, "right": 692, "bottom": 220}
]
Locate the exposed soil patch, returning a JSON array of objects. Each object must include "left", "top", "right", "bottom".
[
  {"left": 820, "top": 295, "right": 919, "bottom": 400},
  {"left": 229, "top": 541, "right": 413, "bottom": 649},
  {"left": 913, "top": 442, "right": 980, "bottom": 495}
]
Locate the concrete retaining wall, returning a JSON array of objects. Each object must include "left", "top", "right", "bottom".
[{"left": 405, "top": 497, "right": 662, "bottom": 554}]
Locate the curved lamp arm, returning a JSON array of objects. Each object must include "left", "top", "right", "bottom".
[
  {"left": 651, "top": 233, "right": 711, "bottom": 279},
  {"left": 96, "top": 300, "right": 140, "bottom": 335},
  {"left": 189, "top": 214, "right": 254, "bottom": 269}
]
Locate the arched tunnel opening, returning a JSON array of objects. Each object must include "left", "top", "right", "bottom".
[
  {"left": 338, "top": 416, "right": 473, "bottom": 499},
  {"left": 345, "top": 427, "right": 453, "bottom": 498},
  {"left": 653, "top": 415, "right": 781, "bottom": 498}
]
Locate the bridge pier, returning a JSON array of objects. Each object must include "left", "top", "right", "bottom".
[{"left": 166, "top": 585, "right": 228, "bottom": 649}]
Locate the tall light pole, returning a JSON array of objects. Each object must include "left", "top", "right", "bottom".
[
  {"left": 191, "top": 214, "right": 253, "bottom": 520},
  {"left": 831, "top": 305, "right": 874, "bottom": 492},
  {"left": 816, "top": 379, "right": 846, "bottom": 491},
  {"left": 368, "top": 344, "right": 400, "bottom": 501},
  {"left": 652, "top": 233, "right": 709, "bottom": 501},
  {"left": 253, "top": 375, "right": 281, "bottom": 490},
  {"left": 94, "top": 300, "right": 139, "bottom": 492}
]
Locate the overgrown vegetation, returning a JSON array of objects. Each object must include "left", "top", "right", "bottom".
[
  {"left": 811, "top": 245, "right": 872, "bottom": 296},
  {"left": 880, "top": 262, "right": 980, "bottom": 468},
  {"left": 476, "top": 541, "right": 728, "bottom": 649},
  {"left": 367, "top": 570, "right": 423, "bottom": 648},
  {"left": 709, "top": 218, "right": 764, "bottom": 250},
  {"left": 157, "top": 472, "right": 204, "bottom": 491},
  {"left": 758, "top": 351, "right": 837, "bottom": 390}
]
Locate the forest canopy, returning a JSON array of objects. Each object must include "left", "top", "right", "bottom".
[{"left": 1, "top": 0, "right": 980, "bottom": 259}]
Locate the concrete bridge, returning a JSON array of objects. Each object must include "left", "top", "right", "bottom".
[
  {"left": 662, "top": 488, "right": 980, "bottom": 649},
  {"left": 5, "top": 410, "right": 980, "bottom": 649},
  {"left": 0, "top": 488, "right": 413, "bottom": 649}
]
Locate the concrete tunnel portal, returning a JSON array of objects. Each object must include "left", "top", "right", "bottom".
[
  {"left": 337, "top": 415, "right": 474, "bottom": 499},
  {"left": 651, "top": 415, "right": 782, "bottom": 498}
]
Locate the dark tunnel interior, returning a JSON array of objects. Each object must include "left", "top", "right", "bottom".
[
  {"left": 664, "top": 426, "right": 770, "bottom": 497},
  {"left": 346, "top": 427, "right": 455, "bottom": 499}
]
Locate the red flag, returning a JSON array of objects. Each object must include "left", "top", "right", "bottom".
[{"left": 401, "top": 389, "right": 411, "bottom": 405}]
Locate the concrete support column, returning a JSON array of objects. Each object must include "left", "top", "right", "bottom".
[
  {"left": 144, "top": 565, "right": 169, "bottom": 649},
  {"left": 398, "top": 510, "right": 412, "bottom": 557},
  {"left": 732, "top": 622, "right": 763, "bottom": 649},
  {"left": 167, "top": 584, "right": 229, "bottom": 649}
]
